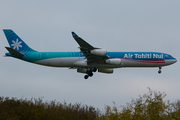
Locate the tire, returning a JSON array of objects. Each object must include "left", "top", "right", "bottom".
[
  {"left": 92, "top": 68, "right": 97, "bottom": 72},
  {"left": 89, "top": 72, "right": 93, "bottom": 77},
  {"left": 84, "top": 75, "right": 89, "bottom": 79}
]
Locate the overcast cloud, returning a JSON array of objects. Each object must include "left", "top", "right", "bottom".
[{"left": 0, "top": 0, "right": 180, "bottom": 109}]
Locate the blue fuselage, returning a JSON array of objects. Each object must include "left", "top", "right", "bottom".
[{"left": 6, "top": 51, "right": 177, "bottom": 68}]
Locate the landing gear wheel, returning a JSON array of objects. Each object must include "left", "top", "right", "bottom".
[
  {"left": 86, "top": 70, "right": 93, "bottom": 77},
  {"left": 89, "top": 72, "right": 93, "bottom": 77},
  {"left": 84, "top": 75, "right": 89, "bottom": 79},
  {"left": 92, "top": 68, "right": 97, "bottom": 72},
  {"left": 158, "top": 66, "right": 162, "bottom": 74},
  {"left": 85, "top": 68, "right": 95, "bottom": 79}
]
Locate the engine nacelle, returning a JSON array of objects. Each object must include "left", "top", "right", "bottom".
[
  {"left": 77, "top": 68, "right": 87, "bottom": 74},
  {"left": 98, "top": 69, "right": 113, "bottom": 74},
  {"left": 105, "top": 58, "right": 121, "bottom": 65},
  {"left": 90, "top": 49, "right": 107, "bottom": 56}
]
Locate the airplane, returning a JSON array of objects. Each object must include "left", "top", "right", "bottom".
[{"left": 3, "top": 29, "right": 177, "bottom": 79}]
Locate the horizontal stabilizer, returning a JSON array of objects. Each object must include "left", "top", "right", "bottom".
[{"left": 5, "top": 47, "right": 24, "bottom": 57}]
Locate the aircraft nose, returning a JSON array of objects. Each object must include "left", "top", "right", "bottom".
[{"left": 173, "top": 58, "right": 177, "bottom": 63}]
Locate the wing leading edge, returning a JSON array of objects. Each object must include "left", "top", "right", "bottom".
[{"left": 72, "top": 32, "right": 94, "bottom": 49}]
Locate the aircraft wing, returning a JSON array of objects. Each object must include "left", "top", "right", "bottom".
[
  {"left": 72, "top": 32, "right": 109, "bottom": 64},
  {"left": 72, "top": 32, "right": 94, "bottom": 49}
]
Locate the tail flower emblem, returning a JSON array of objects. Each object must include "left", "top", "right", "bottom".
[{"left": 11, "top": 39, "right": 22, "bottom": 50}]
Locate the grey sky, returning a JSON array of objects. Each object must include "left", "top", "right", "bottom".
[{"left": 0, "top": 1, "right": 180, "bottom": 109}]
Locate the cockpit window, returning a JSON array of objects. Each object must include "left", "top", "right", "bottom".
[{"left": 165, "top": 55, "right": 173, "bottom": 57}]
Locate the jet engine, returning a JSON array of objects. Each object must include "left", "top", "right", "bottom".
[
  {"left": 77, "top": 68, "right": 87, "bottom": 74},
  {"left": 105, "top": 58, "right": 121, "bottom": 65},
  {"left": 90, "top": 49, "right": 107, "bottom": 56},
  {"left": 98, "top": 69, "right": 113, "bottom": 74}
]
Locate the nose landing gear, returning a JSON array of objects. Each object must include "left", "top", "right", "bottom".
[{"left": 158, "top": 66, "right": 162, "bottom": 74}]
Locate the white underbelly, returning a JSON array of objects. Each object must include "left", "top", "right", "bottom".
[{"left": 34, "top": 57, "right": 80, "bottom": 67}]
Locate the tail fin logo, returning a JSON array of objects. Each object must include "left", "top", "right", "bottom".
[{"left": 11, "top": 39, "right": 22, "bottom": 50}]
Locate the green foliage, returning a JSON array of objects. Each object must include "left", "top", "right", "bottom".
[
  {"left": 0, "top": 97, "right": 100, "bottom": 120},
  {"left": 0, "top": 88, "right": 180, "bottom": 120},
  {"left": 97, "top": 87, "right": 180, "bottom": 120}
]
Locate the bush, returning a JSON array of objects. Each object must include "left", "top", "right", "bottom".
[
  {"left": 0, "top": 88, "right": 179, "bottom": 120},
  {"left": 0, "top": 97, "right": 100, "bottom": 120},
  {"left": 97, "top": 87, "right": 180, "bottom": 120}
]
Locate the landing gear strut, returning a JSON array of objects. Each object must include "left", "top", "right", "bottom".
[
  {"left": 158, "top": 66, "right": 162, "bottom": 74},
  {"left": 84, "top": 67, "right": 97, "bottom": 79}
]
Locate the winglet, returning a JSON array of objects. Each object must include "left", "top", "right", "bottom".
[
  {"left": 71, "top": 32, "right": 94, "bottom": 49},
  {"left": 72, "top": 32, "right": 79, "bottom": 38}
]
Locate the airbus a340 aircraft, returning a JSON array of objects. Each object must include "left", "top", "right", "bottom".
[{"left": 3, "top": 29, "right": 177, "bottom": 79}]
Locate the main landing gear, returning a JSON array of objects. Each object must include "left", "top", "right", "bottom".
[
  {"left": 84, "top": 67, "right": 97, "bottom": 79},
  {"left": 158, "top": 66, "right": 162, "bottom": 74}
]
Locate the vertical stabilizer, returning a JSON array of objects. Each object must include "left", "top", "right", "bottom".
[{"left": 3, "top": 29, "right": 36, "bottom": 53}]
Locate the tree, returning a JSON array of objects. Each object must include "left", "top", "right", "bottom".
[{"left": 97, "top": 87, "right": 180, "bottom": 120}]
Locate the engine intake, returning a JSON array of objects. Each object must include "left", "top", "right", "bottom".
[{"left": 91, "top": 49, "right": 107, "bottom": 56}]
